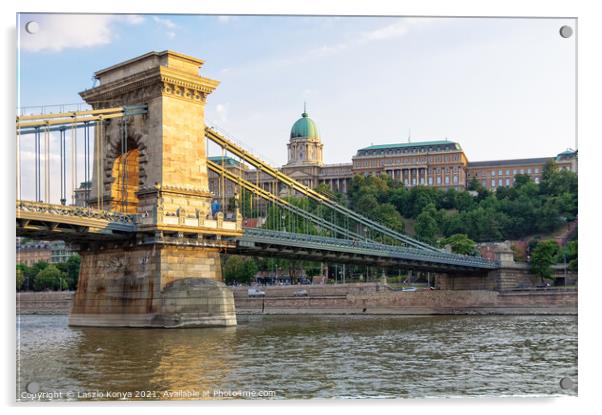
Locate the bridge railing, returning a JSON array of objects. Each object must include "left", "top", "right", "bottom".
[
  {"left": 16, "top": 200, "right": 138, "bottom": 225},
  {"left": 242, "top": 228, "right": 500, "bottom": 269}
]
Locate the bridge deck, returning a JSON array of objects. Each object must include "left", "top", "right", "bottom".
[
  {"left": 16, "top": 201, "right": 499, "bottom": 271},
  {"left": 236, "top": 228, "right": 498, "bottom": 272}
]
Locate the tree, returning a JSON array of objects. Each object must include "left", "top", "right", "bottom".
[
  {"left": 372, "top": 203, "right": 405, "bottom": 232},
  {"left": 561, "top": 240, "right": 578, "bottom": 271},
  {"left": 59, "top": 255, "right": 81, "bottom": 290},
  {"left": 440, "top": 234, "right": 477, "bottom": 255},
  {"left": 19, "top": 261, "right": 48, "bottom": 291},
  {"left": 530, "top": 240, "right": 559, "bottom": 283},
  {"left": 33, "top": 265, "right": 68, "bottom": 291},
  {"left": 415, "top": 203, "right": 439, "bottom": 244},
  {"left": 16, "top": 266, "right": 25, "bottom": 291},
  {"left": 222, "top": 256, "right": 257, "bottom": 285},
  {"left": 467, "top": 177, "right": 483, "bottom": 192}
]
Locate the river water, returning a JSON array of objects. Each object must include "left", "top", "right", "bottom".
[{"left": 16, "top": 314, "right": 577, "bottom": 400}]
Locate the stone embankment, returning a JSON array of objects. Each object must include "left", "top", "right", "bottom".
[
  {"left": 17, "top": 283, "right": 577, "bottom": 316},
  {"left": 232, "top": 283, "right": 577, "bottom": 315},
  {"left": 17, "top": 291, "right": 73, "bottom": 314}
]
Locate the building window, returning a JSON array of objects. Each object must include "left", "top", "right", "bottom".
[
  {"left": 491, "top": 179, "right": 495, "bottom": 188},
  {"left": 513, "top": 169, "right": 517, "bottom": 175},
  {"left": 498, "top": 179, "right": 503, "bottom": 187},
  {"left": 505, "top": 178, "right": 510, "bottom": 186},
  {"left": 453, "top": 176, "right": 458, "bottom": 184},
  {"left": 535, "top": 168, "right": 539, "bottom": 173},
  {"left": 520, "top": 169, "right": 525, "bottom": 174},
  {"left": 445, "top": 176, "right": 450, "bottom": 184},
  {"left": 436, "top": 177, "right": 441, "bottom": 185},
  {"left": 428, "top": 177, "right": 433, "bottom": 185},
  {"left": 505, "top": 169, "right": 510, "bottom": 175},
  {"left": 535, "top": 177, "right": 540, "bottom": 184},
  {"left": 498, "top": 169, "right": 502, "bottom": 176},
  {"left": 527, "top": 168, "right": 532, "bottom": 174},
  {"left": 491, "top": 171, "right": 495, "bottom": 176}
]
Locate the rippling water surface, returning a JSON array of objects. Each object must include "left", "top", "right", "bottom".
[{"left": 16, "top": 314, "right": 577, "bottom": 400}]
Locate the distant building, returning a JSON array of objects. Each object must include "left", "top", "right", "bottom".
[
  {"left": 16, "top": 240, "right": 52, "bottom": 267},
  {"left": 207, "top": 107, "right": 578, "bottom": 201},
  {"left": 72, "top": 181, "right": 91, "bottom": 207},
  {"left": 466, "top": 151, "right": 577, "bottom": 191},
  {"left": 17, "top": 239, "right": 75, "bottom": 266},
  {"left": 352, "top": 140, "right": 469, "bottom": 190}
]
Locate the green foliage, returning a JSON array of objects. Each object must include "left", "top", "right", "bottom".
[
  {"left": 558, "top": 240, "right": 578, "bottom": 271},
  {"left": 33, "top": 264, "right": 68, "bottom": 291},
  {"left": 415, "top": 203, "right": 439, "bottom": 244},
  {"left": 223, "top": 256, "right": 258, "bottom": 284},
  {"left": 16, "top": 266, "right": 25, "bottom": 291},
  {"left": 372, "top": 203, "right": 405, "bottom": 232},
  {"left": 440, "top": 234, "right": 477, "bottom": 255},
  {"left": 345, "top": 163, "right": 577, "bottom": 243},
  {"left": 56, "top": 255, "right": 81, "bottom": 290},
  {"left": 530, "top": 240, "right": 560, "bottom": 281},
  {"left": 19, "top": 261, "right": 48, "bottom": 291}
]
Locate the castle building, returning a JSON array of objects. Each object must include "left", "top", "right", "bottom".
[
  {"left": 207, "top": 107, "right": 577, "bottom": 203},
  {"left": 351, "top": 140, "right": 469, "bottom": 190}
]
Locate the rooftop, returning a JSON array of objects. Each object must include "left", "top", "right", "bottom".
[
  {"left": 467, "top": 157, "right": 554, "bottom": 168},
  {"left": 359, "top": 140, "right": 457, "bottom": 151},
  {"left": 208, "top": 156, "right": 247, "bottom": 169}
]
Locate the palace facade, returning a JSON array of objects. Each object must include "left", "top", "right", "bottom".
[{"left": 208, "top": 108, "right": 577, "bottom": 201}]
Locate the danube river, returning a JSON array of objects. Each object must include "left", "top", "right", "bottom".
[{"left": 17, "top": 314, "right": 577, "bottom": 400}]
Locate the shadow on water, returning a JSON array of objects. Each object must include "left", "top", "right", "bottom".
[{"left": 17, "top": 314, "right": 577, "bottom": 400}]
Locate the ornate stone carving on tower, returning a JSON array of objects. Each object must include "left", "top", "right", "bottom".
[{"left": 69, "top": 51, "right": 240, "bottom": 328}]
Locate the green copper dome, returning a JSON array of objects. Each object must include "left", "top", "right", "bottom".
[{"left": 290, "top": 109, "right": 319, "bottom": 140}]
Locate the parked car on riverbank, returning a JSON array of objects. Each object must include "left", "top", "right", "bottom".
[
  {"left": 248, "top": 288, "right": 266, "bottom": 297},
  {"left": 293, "top": 289, "right": 308, "bottom": 297}
]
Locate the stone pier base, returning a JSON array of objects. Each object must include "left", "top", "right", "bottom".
[{"left": 68, "top": 245, "right": 236, "bottom": 328}]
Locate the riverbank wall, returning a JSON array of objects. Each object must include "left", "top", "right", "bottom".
[{"left": 17, "top": 283, "right": 577, "bottom": 316}]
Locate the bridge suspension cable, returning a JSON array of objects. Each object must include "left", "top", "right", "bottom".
[
  {"left": 205, "top": 126, "right": 441, "bottom": 252},
  {"left": 208, "top": 159, "right": 365, "bottom": 240},
  {"left": 15, "top": 105, "right": 147, "bottom": 130}
]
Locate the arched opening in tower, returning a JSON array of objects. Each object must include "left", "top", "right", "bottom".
[{"left": 111, "top": 146, "right": 140, "bottom": 214}]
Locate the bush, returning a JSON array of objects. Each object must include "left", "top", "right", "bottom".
[
  {"left": 530, "top": 240, "right": 559, "bottom": 282},
  {"left": 33, "top": 265, "right": 68, "bottom": 291},
  {"left": 440, "top": 234, "right": 477, "bottom": 255}
]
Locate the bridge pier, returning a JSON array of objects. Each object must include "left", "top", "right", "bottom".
[
  {"left": 67, "top": 51, "right": 240, "bottom": 328},
  {"left": 69, "top": 244, "right": 236, "bottom": 327}
]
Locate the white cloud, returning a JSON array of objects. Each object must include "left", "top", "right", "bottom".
[
  {"left": 153, "top": 16, "right": 176, "bottom": 29},
  {"left": 19, "top": 14, "right": 144, "bottom": 53},
  {"left": 246, "top": 18, "right": 435, "bottom": 71},
  {"left": 152, "top": 16, "right": 177, "bottom": 39},
  {"left": 360, "top": 18, "right": 433, "bottom": 42}
]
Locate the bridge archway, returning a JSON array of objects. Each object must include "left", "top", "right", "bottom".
[
  {"left": 104, "top": 124, "right": 146, "bottom": 214},
  {"left": 111, "top": 144, "right": 140, "bottom": 214}
]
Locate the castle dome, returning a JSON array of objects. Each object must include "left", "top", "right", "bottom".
[{"left": 290, "top": 107, "right": 319, "bottom": 140}]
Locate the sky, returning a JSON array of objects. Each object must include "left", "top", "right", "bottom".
[{"left": 16, "top": 13, "right": 576, "bottom": 201}]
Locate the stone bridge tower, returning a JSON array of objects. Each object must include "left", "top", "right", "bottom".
[{"left": 69, "top": 51, "right": 241, "bottom": 328}]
